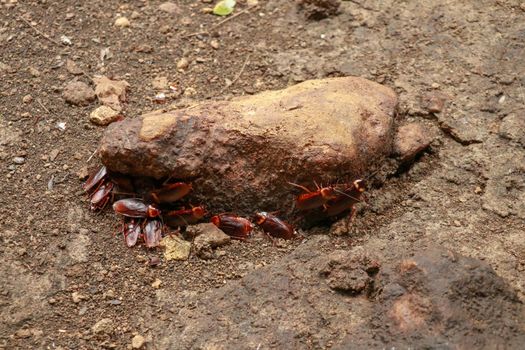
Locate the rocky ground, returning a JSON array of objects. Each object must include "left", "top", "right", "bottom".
[{"left": 1, "top": 0, "right": 524, "bottom": 349}]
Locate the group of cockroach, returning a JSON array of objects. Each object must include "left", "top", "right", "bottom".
[{"left": 82, "top": 165, "right": 367, "bottom": 248}]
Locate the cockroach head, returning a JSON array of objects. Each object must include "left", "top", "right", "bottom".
[
  {"left": 253, "top": 212, "right": 268, "bottom": 225},
  {"left": 193, "top": 206, "right": 206, "bottom": 218},
  {"left": 353, "top": 179, "right": 366, "bottom": 192},
  {"left": 147, "top": 205, "right": 161, "bottom": 218}
]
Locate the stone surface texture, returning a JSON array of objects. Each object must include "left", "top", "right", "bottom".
[
  {"left": 100, "top": 77, "right": 397, "bottom": 215},
  {"left": 158, "top": 237, "right": 525, "bottom": 349}
]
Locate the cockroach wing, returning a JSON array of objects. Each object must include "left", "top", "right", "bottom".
[
  {"left": 144, "top": 220, "right": 162, "bottom": 248},
  {"left": 151, "top": 183, "right": 192, "bottom": 204},
  {"left": 83, "top": 166, "right": 108, "bottom": 193},
  {"left": 90, "top": 182, "right": 114, "bottom": 210},
  {"left": 113, "top": 198, "right": 148, "bottom": 218},
  {"left": 124, "top": 220, "right": 141, "bottom": 247}
]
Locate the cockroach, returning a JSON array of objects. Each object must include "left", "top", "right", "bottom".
[
  {"left": 165, "top": 206, "right": 206, "bottom": 227},
  {"left": 113, "top": 198, "right": 161, "bottom": 218},
  {"left": 289, "top": 182, "right": 338, "bottom": 211},
  {"left": 123, "top": 218, "right": 142, "bottom": 247},
  {"left": 253, "top": 212, "right": 295, "bottom": 240},
  {"left": 211, "top": 214, "right": 254, "bottom": 240},
  {"left": 323, "top": 179, "right": 366, "bottom": 217},
  {"left": 82, "top": 166, "right": 108, "bottom": 193},
  {"left": 150, "top": 182, "right": 192, "bottom": 204},
  {"left": 143, "top": 219, "right": 163, "bottom": 248},
  {"left": 89, "top": 181, "right": 114, "bottom": 211}
]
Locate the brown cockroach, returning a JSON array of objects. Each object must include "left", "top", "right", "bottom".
[
  {"left": 253, "top": 212, "right": 296, "bottom": 240},
  {"left": 82, "top": 165, "right": 108, "bottom": 193},
  {"left": 123, "top": 218, "right": 142, "bottom": 247},
  {"left": 211, "top": 214, "right": 254, "bottom": 240},
  {"left": 150, "top": 182, "right": 192, "bottom": 204},
  {"left": 143, "top": 219, "right": 163, "bottom": 248},
  {"left": 113, "top": 198, "right": 161, "bottom": 218},
  {"left": 289, "top": 182, "right": 339, "bottom": 211},
  {"left": 89, "top": 181, "right": 114, "bottom": 211},
  {"left": 165, "top": 206, "right": 206, "bottom": 227},
  {"left": 323, "top": 179, "right": 366, "bottom": 218}
]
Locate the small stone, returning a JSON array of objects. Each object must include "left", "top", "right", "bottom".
[
  {"left": 104, "top": 289, "right": 115, "bottom": 299},
  {"left": 63, "top": 81, "right": 96, "bottom": 106},
  {"left": 151, "top": 278, "right": 162, "bottom": 289},
  {"left": 160, "top": 235, "right": 191, "bottom": 261},
  {"left": 109, "top": 299, "right": 122, "bottom": 305},
  {"left": 159, "top": 2, "right": 181, "bottom": 14},
  {"left": 421, "top": 91, "right": 447, "bottom": 113},
  {"left": 474, "top": 186, "right": 483, "bottom": 194},
  {"left": 22, "top": 94, "right": 32, "bottom": 103},
  {"left": 13, "top": 156, "right": 25, "bottom": 164},
  {"left": 131, "top": 334, "right": 146, "bottom": 349},
  {"left": 78, "top": 306, "right": 88, "bottom": 316},
  {"left": 60, "top": 35, "right": 72, "bottom": 45},
  {"left": 77, "top": 165, "right": 89, "bottom": 180},
  {"left": 152, "top": 76, "right": 168, "bottom": 90},
  {"left": 15, "top": 329, "right": 32, "bottom": 338},
  {"left": 93, "top": 75, "right": 130, "bottom": 111},
  {"left": 183, "top": 87, "right": 196, "bottom": 97},
  {"left": 191, "top": 223, "right": 231, "bottom": 259},
  {"left": 210, "top": 39, "right": 219, "bottom": 49},
  {"left": 91, "top": 318, "right": 114, "bottom": 334},
  {"left": 49, "top": 148, "right": 60, "bottom": 161},
  {"left": 66, "top": 59, "right": 83, "bottom": 75},
  {"left": 72, "top": 291, "right": 84, "bottom": 303},
  {"left": 0, "top": 62, "right": 15, "bottom": 74},
  {"left": 114, "top": 17, "right": 130, "bottom": 27},
  {"left": 247, "top": 0, "right": 259, "bottom": 5},
  {"left": 131, "top": 11, "right": 141, "bottom": 19},
  {"left": 394, "top": 123, "right": 433, "bottom": 163},
  {"left": 28, "top": 66, "right": 41, "bottom": 77},
  {"left": 89, "top": 105, "right": 121, "bottom": 126},
  {"left": 176, "top": 57, "right": 189, "bottom": 70}
]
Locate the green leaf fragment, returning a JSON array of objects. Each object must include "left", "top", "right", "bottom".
[{"left": 213, "top": 0, "right": 236, "bottom": 16}]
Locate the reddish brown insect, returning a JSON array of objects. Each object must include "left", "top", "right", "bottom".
[
  {"left": 113, "top": 198, "right": 161, "bottom": 218},
  {"left": 211, "top": 214, "right": 254, "bottom": 240},
  {"left": 143, "top": 219, "right": 163, "bottom": 248},
  {"left": 89, "top": 181, "right": 114, "bottom": 211},
  {"left": 289, "top": 182, "right": 338, "bottom": 211},
  {"left": 253, "top": 212, "right": 296, "bottom": 240},
  {"left": 323, "top": 179, "right": 366, "bottom": 218},
  {"left": 123, "top": 218, "right": 142, "bottom": 247},
  {"left": 150, "top": 182, "right": 192, "bottom": 204},
  {"left": 82, "top": 166, "right": 108, "bottom": 193},
  {"left": 165, "top": 206, "right": 206, "bottom": 227},
  {"left": 83, "top": 166, "right": 116, "bottom": 212}
]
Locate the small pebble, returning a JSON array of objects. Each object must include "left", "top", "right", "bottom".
[
  {"left": 210, "top": 39, "right": 219, "bottom": 49},
  {"left": 177, "top": 57, "right": 189, "bottom": 70},
  {"left": 131, "top": 334, "right": 146, "bottom": 349},
  {"left": 151, "top": 278, "right": 162, "bottom": 289},
  {"left": 13, "top": 156, "right": 25, "bottom": 164},
  {"left": 78, "top": 306, "right": 88, "bottom": 316},
  {"left": 22, "top": 94, "right": 33, "bottom": 103},
  {"left": 114, "top": 17, "right": 130, "bottom": 27}
]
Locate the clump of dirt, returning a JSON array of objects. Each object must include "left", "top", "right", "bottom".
[{"left": 297, "top": 0, "right": 341, "bottom": 20}]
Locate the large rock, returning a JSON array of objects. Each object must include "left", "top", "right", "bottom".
[
  {"left": 99, "top": 77, "right": 397, "bottom": 215},
  {"left": 157, "top": 238, "right": 525, "bottom": 349}
]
